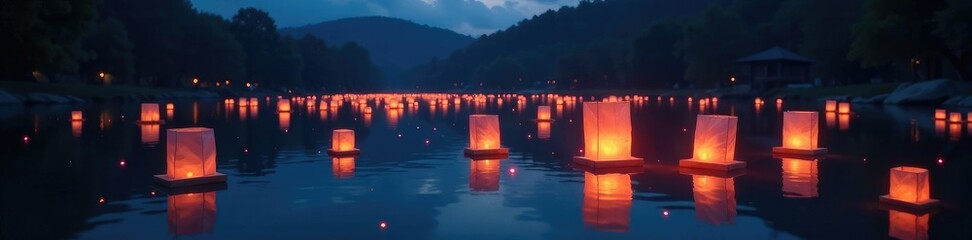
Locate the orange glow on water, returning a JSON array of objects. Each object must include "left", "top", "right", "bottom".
[
  {"left": 692, "top": 175, "right": 736, "bottom": 225},
  {"left": 167, "top": 192, "right": 216, "bottom": 235},
  {"left": 332, "top": 157, "right": 355, "bottom": 179},
  {"left": 470, "top": 159, "right": 500, "bottom": 192},
  {"left": 583, "top": 172, "right": 632, "bottom": 232},
  {"left": 781, "top": 158, "right": 818, "bottom": 198}
]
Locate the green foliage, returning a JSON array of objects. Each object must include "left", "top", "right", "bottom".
[
  {"left": 678, "top": 6, "right": 754, "bottom": 88},
  {"left": 295, "top": 35, "right": 331, "bottom": 90},
  {"left": 230, "top": 8, "right": 301, "bottom": 87},
  {"left": 630, "top": 21, "right": 685, "bottom": 88},
  {"left": 0, "top": 0, "right": 96, "bottom": 79},
  {"left": 80, "top": 18, "right": 135, "bottom": 82}
]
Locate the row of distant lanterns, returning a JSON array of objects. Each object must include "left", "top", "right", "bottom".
[{"left": 68, "top": 93, "right": 942, "bottom": 235}]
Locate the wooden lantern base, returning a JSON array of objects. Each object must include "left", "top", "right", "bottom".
[
  {"left": 879, "top": 195, "right": 940, "bottom": 211},
  {"left": 679, "top": 159, "right": 746, "bottom": 171},
  {"left": 572, "top": 156, "right": 644, "bottom": 169},
  {"left": 772, "top": 147, "right": 828, "bottom": 156},
  {"left": 136, "top": 120, "right": 165, "bottom": 124},
  {"left": 154, "top": 172, "right": 227, "bottom": 188},
  {"left": 464, "top": 148, "right": 509, "bottom": 159},
  {"left": 572, "top": 161, "right": 643, "bottom": 175},
  {"left": 327, "top": 149, "right": 361, "bottom": 157},
  {"left": 533, "top": 119, "right": 554, "bottom": 122},
  {"left": 678, "top": 167, "right": 747, "bottom": 178},
  {"left": 160, "top": 182, "right": 228, "bottom": 195}
]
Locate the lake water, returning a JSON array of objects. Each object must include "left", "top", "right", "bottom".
[{"left": 1, "top": 95, "right": 968, "bottom": 239}]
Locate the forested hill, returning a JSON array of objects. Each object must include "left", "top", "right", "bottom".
[
  {"left": 282, "top": 17, "right": 475, "bottom": 71},
  {"left": 411, "top": 0, "right": 876, "bottom": 90}
]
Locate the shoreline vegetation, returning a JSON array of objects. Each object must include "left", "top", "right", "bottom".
[{"left": 4, "top": 79, "right": 969, "bottom": 107}]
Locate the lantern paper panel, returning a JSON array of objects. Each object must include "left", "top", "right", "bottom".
[
  {"left": 141, "top": 124, "right": 160, "bottom": 145},
  {"left": 141, "top": 103, "right": 161, "bottom": 123},
  {"left": 469, "top": 115, "right": 501, "bottom": 150},
  {"left": 888, "top": 167, "right": 931, "bottom": 203},
  {"left": 166, "top": 128, "right": 217, "bottom": 180},
  {"left": 583, "top": 172, "right": 632, "bottom": 232},
  {"left": 888, "top": 210, "right": 929, "bottom": 240},
  {"left": 71, "top": 111, "right": 83, "bottom": 121},
  {"left": 278, "top": 99, "right": 291, "bottom": 112},
  {"left": 537, "top": 121, "right": 551, "bottom": 139},
  {"left": 167, "top": 192, "right": 216, "bottom": 235},
  {"left": 949, "top": 112, "right": 962, "bottom": 123},
  {"left": 470, "top": 159, "right": 500, "bottom": 192},
  {"left": 838, "top": 102, "right": 851, "bottom": 114},
  {"left": 781, "top": 158, "right": 819, "bottom": 198},
  {"left": 537, "top": 106, "right": 552, "bottom": 121},
  {"left": 332, "top": 129, "right": 356, "bottom": 151},
  {"left": 332, "top": 157, "right": 355, "bottom": 179},
  {"left": 692, "top": 175, "right": 737, "bottom": 225},
  {"left": 934, "top": 109, "right": 946, "bottom": 120},
  {"left": 582, "top": 102, "right": 632, "bottom": 160},
  {"left": 825, "top": 100, "right": 837, "bottom": 112},
  {"left": 782, "top": 111, "right": 819, "bottom": 149},
  {"left": 692, "top": 115, "right": 738, "bottom": 163}
]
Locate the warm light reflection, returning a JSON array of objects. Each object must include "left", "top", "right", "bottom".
[
  {"left": 167, "top": 192, "right": 216, "bottom": 235},
  {"left": 826, "top": 112, "right": 836, "bottom": 128},
  {"left": 888, "top": 210, "right": 929, "bottom": 240},
  {"left": 469, "top": 115, "right": 502, "bottom": 150},
  {"left": 692, "top": 115, "right": 738, "bottom": 163},
  {"left": 583, "top": 172, "right": 632, "bottom": 232},
  {"left": 387, "top": 109, "right": 400, "bottom": 129},
  {"left": 781, "top": 158, "right": 818, "bottom": 198},
  {"left": 582, "top": 102, "right": 632, "bottom": 160},
  {"left": 166, "top": 128, "right": 217, "bottom": 180},
  {"left": 949, "top": 123, "right": 961, "bottom": 141},
  {"left": 469, "top": 159, "right": 500, "bottom": 192},
  {"left": 839, "top": 114, "right": 850, "bottom": 131},
  {"left": 332, "top": 157, "right": 355, "bottom": 179},
  {"left": 781, "top": 111, "right": 819, "bottom": 149},
  {"left": 934, "top": 120, "right": 945, "bottom": 137},
  {"left": 888, "top": 167, "right": 931, "bottom": 203},
  {"left": 537, "top": 121, "right": 551, "bottom": 139},
  {"left": 692, "top": 175, "right": 736, "bottom": 225},
  {"left": 71, "top": 121, "right": 82, "bottom": 137},
  {"left": 278, "top": 112, "right": 290, "bottom": 132},
  {"left": 141, "top": 124, "right": 160, "bottom": 145},
  {"left": 948, "top": 112, "right": 962, "bottom": 123}
]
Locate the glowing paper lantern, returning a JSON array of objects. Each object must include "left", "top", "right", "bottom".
[
  {"left": 574, "top": 102, "right": 642, "bottom": 168},
  {"left": 838, "top": 102, "right": 850, "bottom": 114},
  {"left": 464, "top": 115, "right": 508, "bottom": 157},
  {"left": 680, "top": 115, "right": 745, "bottom": 171},
  {"left": 773, "top": 111, "right": 827, "bottom": 155},
  {"left": 825, "top": 100, "right": 837, "bottom": 112},
  {"left": 328, "top": 129, "right": 360, "bottom": 156},
  {"left": 781, "top": 158, "right": 818, "bottom": 198},
  {"left": 154, "top": 128, "right": 226, "bottom": 187},
  {"left": 880, "top": 167, "right": 939, "bottom": 209},
  {"left": 332, "top": 157, "right": 355, "bottom": 179},
  {"left": 948, "top": 112, "right": 962, "bottom": 123},
  {"left": 71, "top": 111, "right": 83, "bottom": 121},
  {"left": 140, "top": 103, "right": 161, "bottom": 123},
  {"left": 888, "top": 210, "right": 929, "bottom": 240},
  {"left": 934, "top": 109, "right": 946, "bottom": 120},
  {"left": 167, "top": 191, "right": 216, "bottom": 235},
  {"left": 691, "top": 175, "right": 736, "bottom": 225},
  {"left": 364, "top": 107, "right": 373, "bottom": 114},
  {"left": 469, "top": 159, "right": 500, "bottom": 192},
  {"left": 583, "top": 172, "right": 632, "bottom": 232},
  {"left": 537, "top": 106, "right": 552, "bottom": 121},
  {"left": 277, "top": 99, "right": 291, "bottom": 112},
  {"left": 537, "top": 121, "right": 551, "bottom": 139}
]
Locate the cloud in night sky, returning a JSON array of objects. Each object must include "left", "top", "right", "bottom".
[{"left": 190, "top": 0, "right": 582, "bottom": 36}]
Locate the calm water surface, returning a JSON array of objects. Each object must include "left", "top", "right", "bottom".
[{"left": 1, "top": 96, "right": 969, "bottom": 239}]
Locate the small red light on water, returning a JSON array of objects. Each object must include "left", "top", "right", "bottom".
[
  {"left": 938, "top": 158, "right": 944, "bottom": 165},
  {"left": 98, "top": 198, "right": 105, "bottom": 203},
  {"left": 663, "top": 210, "right": 670, "bottom": 217},
  {"left": 150, "top": 191, "right": 156, "bottom": 196},
  {"left": 23, "top": 136, "right": 29, "bottom": 142},
  {"left": 244, "top": 148, "right": 249, "bottom": 153},
  {"left": 379, "top": 221, "right": 388, "bottom": 230},
  {"left": 425, "top": 139, "right": 430, "bottom": 144},
  {"left": 119, "top": 161, "right": 126, "bottom": 166},
  {"left": 509, "top": 168, "right": 516, "bottom": 174}
]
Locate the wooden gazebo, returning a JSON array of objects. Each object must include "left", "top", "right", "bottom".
[{"left": 735, "top": 46, "right": 813, "bottom": 89}]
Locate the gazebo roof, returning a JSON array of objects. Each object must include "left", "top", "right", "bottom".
[{"left": 736, "top": 46, "right": 813, "bottom": 63}]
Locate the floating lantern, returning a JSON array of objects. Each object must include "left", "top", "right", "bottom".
[
  {"left": 537, "top": 106, "right": 552, "bottom": 121},
  {"left": 583, "top": 172, "right": 632, "bottom": 232},
  {"left": 140, "top": 103, "right": 161, "bottom": 123},
  {"left": 464, "top": 115, "right": 508, "bottom": 157},
  {"left": 948, "top": 112, "right": 962, "bottom": 123},
  {"left": 934, "top": 109, "right": 946, "bottom": 120},
  {"left": 470, "top": 159, "right": 500, "bottom": 192},
  {"left": 880, "top": 167, "right": 939, "bottom": 209},
  {"left": 277, "top": 99, "right": 291, "bottom": 112},
  {"left": 167, "top": 191, "right": 216, "bottom": 235},
  {"left": 781, "top": 158, "right": 818, "bottom": 198},
  {"left": 238, "top": 98, "right": 248, "bottom": 107},
  {"left": 574, "top": 102, "right": 642, "bottom": 168},
  {"left": 71, "top": 111, "right": 83, "bottom": 121},
  {"left": 680, "top": 115, "right": 745, "bottom": 171},
  {"left": 773, "top": 111, "right": 827, "bottom": 156},
  {"left": 332, "top": 157, "right": 355, "bottom": 179},
  {"left": 825, "top": 100, "right": 837, "bottom": 112},
  {"left": 364, "top": 107, "right": 373, "bottom": 114},
  {"left": 141, "top": 124, "right": 160, "bottom": 145},
  {"left": 888, "top": 210, "right": 928, "bottom": 240},
  {"left": 328, "top": 129, "right": 360, "bottom": 156},
  {"left": 968, "top": 113, "right": 972, "bottom": 123},
  {"left": 249, "top": 97, "right": 259, "bottom": 106},
  {"left": 838, "top": 102, "right": 850, "bottom": 114},
  {"left": 154, "top": 128, "right": 226, "bottom": 187},
  {"left": 691, "top": 175, "right": 737, "bottom": 225},
  {"left": 537, "top": 121, "right": 551, "bottom": 140}
]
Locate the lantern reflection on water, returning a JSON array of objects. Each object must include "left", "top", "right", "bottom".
[
  {"left": 888, "top": 210, "right": 929, "bottom": 240},
  {"left": 464, "top": 115, "right": 508, "bottom": 157},
  {"left": 880, "top": 167, "right": 939, "bottom": 209},
  {"left": 680, "top": 115, "right": 745, "bottom": 171},
  {"left": 141, "top": 123, "right": 160, "bottom": 145},
  {"left": 949, "top": 123, "right": 961, "bottom": 141},
  {"left": 692, "top": 175, "right": 737, "bottom": 225},
  {"left": 167, "top": 191, "right": 216, "bottom": 235},
  {"left": 537, "top": 121, "right": 551, "bottom": 139},
  {"left": 278, "top": 112, "right": 290, "bottom": 132},
  {"left": 582, "top": 172, "right": 632, "bottom": 232},
  {"left": 154, "top": 128, "right": 226, "bottom": 187},
  {"left": 140, "top": 103, "right": 161, "bottom": 123},
  {"left": 332, "top": 157, "right": 355, "bottom": 179},
  {"left": 574, "top": 102, "right": 642, "bottom": 168},
  {"left": 781, "top": 158, "right": 818, "bottom": 198},
  {"left": 469, "top": 159, "right": 500, "bottom": 192},
  {"left": 774, "top": 111, "right": 827, "bottom": 156},
  {"left": 328, "top": 129, "right": 360, "bottom": 156}
]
